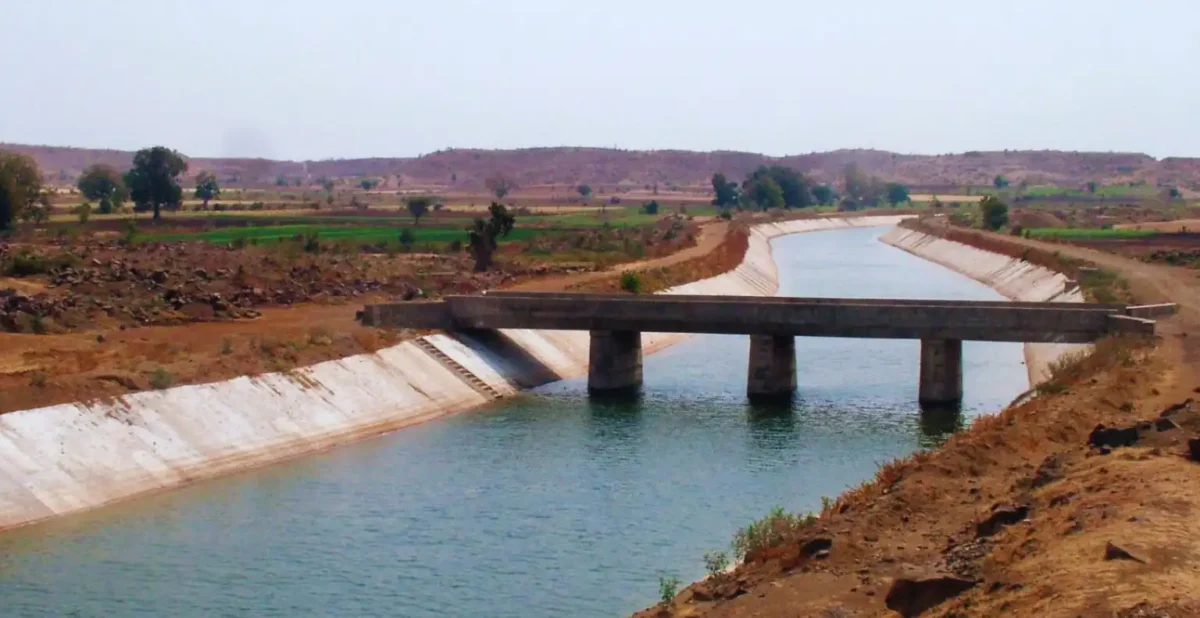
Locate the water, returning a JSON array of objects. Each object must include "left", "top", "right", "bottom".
[{"left": 0, "top": 227, "right": 1028, "bottom": 617}]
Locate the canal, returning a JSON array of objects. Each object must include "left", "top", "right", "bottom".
[{"left": 0, "top": 226, "right": 1028, "bottom": 617}]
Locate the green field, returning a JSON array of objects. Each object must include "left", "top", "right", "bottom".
[
  {"left": 1025, "top": 227, "right": 1158, "bottom": 240},
  {"left": 141, "top": 224, "right": 550, "bottom": 245}
]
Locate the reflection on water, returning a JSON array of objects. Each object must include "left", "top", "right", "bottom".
[
  {"left": 919, "top": 402, "right": 967, "bottom": 446},
  {"left": 0, "top": 227, "right": 1029, "bottom": 618}
]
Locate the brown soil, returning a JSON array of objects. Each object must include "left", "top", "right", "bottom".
[{"left": 634, "top": 226, "right": 1200, "bottom": 618}]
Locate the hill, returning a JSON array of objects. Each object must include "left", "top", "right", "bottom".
[{"left": 3, "top": 143, "right": 1198, "bottom": 190}]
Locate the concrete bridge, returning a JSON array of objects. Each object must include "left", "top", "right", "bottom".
[{"left": 360, "top": 293, "right": 1171, "bottom": 403}]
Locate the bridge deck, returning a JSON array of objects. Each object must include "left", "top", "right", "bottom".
[{"left": 362, "top": 293, "right": 1151, "bottom": 343}]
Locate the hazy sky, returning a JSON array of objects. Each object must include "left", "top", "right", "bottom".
[{"left": 2, "top": 0, "right": 1197, "bottom": 160}]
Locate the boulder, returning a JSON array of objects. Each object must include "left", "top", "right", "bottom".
[
  {"left": 1089, "top": 424, "right": 1140, "bottom": 449},
  {"left": 885, "top": 574, "right": 977, "bottom": 618},
  {"left": 1104, "top": 541, "right": 1147, "bottom": 564},
  {"left": 976, "top": 504, "right": 1029, "bottom": 538}
]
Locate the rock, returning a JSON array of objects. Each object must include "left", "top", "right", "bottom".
[
  {"left": 976, "top": 504, "right": 1030, "bottom": 538},
  {"left": 1188, "top": 438, "right": 1200, "bottom": 462},
  {"left": 800, "top": 538, "right": 833, "bottom": 558},
  {"left": 885, "top": 575, "right": 976, "bottom": 618},
  {"left": 1160, "top": 399, "right": 1194, "bottom": 417},
  {"left": 1032, "top": 453, "right": 1066, "bottom": 488},
  {"left": 1104, "top": 541, "right": 1147, "bottom": 564},
  {"left": 1154, "top": 418, "right": 1178, "bottom": 432},
  {"left": 1089, "top": 424, "right": 1140, "bottom": 449}
]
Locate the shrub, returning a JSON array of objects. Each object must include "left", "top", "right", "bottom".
[
  {"left": 642, "top": 200, "right": 659, "bottom": 215},
  {"left": 658, "top": 575, "right": 680, "bottom": 605},
  {"left": 75, "top": 202, "right": 92, "bottom": 224},
  {"left": 718, "top": 209, "right": 733, "bottom": 221},
  {"left": 308, "top": 326, "right": 333, "bottom": 346},
  {"left": 619, "top": 271, "right": 641, "bottom": 294},
  {"left": 122, "top": 219, "right": 138, "bottom": 245},
  {"left": 1037, "top": 336, "right": 1137, "bottom": 396},
  {"left": 398, "top": 229, "right": 415, "bottom": 249},
  {"left": 1, "top": 250, "right": 48, "bottom": 277},
  {"left": 732, "top": 507, "right": 813, "bottom": 560},
  {"left": 703, "top": 551, "right": 730, "bottom": 578},
  {"left": 26, "top": 313, "right": 47, "bottom": 334},
  {"left": 303, "top": 232, "right": 321, "bottom": 254},
  {"left": 150, "top": 367, "right": 175, "bottom": 390},
  {"left": 29, "top": 370, "right": 48, "bottom": 388}
]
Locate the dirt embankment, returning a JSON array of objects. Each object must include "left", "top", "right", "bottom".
[{"left": 634, "top": 226, "right": 1200, "bottom": 618}]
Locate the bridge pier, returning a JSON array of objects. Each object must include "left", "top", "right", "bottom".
[
  {"left": 919, "top": 339, "right": 963, "bottom": 404},
  {"left": 588, "top": 330, "right": 643, "bottom": 392},
  {"left": 747, "top": 335, "right": 797, "bottom": 399}
]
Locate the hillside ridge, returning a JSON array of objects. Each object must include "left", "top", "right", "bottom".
[{"left": 4, "top": 143, "right": 1199, "bottom": 189}]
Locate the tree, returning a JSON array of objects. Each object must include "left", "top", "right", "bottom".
[
  {"left": 485, "top": 173, "right": 516, "bottom": 201},
  {"left": 711, "top": 173, "right": 739, "bottom": 207},
  {"left": 746, "top": 176, "right": 784, "bottom": 210},
  {"left": 577, "top": 184, "right": 592, "bottom": 202},
  {"left": 1167, "top": 187, "right": 1182, "bottom": 200},
  {"left": 979, "top": 196, "right": 1009, "bottom": 230},
  {"left": 993, "top": 175, "right": 1010, "bottom": 189},
  {"left": 741, "top": 166, "right": 812, "bottom": 209},
  {"left": 321, "top": 179, "right": 335, "bottom": 193},
  {"left": 405, "top": 196, "right": 433, "bottom": 225},
  {"left": 77, "top": 164, "right": 128, "bottom": 213},
  {"left": 843, "top": 164, "right": 872, "bottom": 202},
  {"left": 466, "top": 202, "right": 516, "bottom": 272},
  {"left": 642, "top": 200, "right": 659, "bottom": 215},
  {"left": 0, "top": 152, "right": 48, "bottom": 231},
  {"left": 125, "top": 146, "right": 187, "bottom": 220},
  {"left": 812, "top": 184, "right": 835, "bottom": 205},
  {"left": 359, "top": 178, "right": 379, "bottom": 191},
  {"left": 275, "top": 174, "right": 288, "bottom": 186},
  {"left": 886, "top": 183, "right": 910, "bottom": 206},
  {"left": 1087, "top": 181, "right": 1098, "bottom": 194},
  {"left": 194, "top": 171, "right": 220, "bottom": 208}
]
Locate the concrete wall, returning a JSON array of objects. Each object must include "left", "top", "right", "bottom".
[
  {"left": 0, "top": 215, "right": 906, "bottom": 531},
  {"left": 879, "top": 226, "right": 1086, "bottom": 384}
]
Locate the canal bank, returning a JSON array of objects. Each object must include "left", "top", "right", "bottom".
[
  {"left": 879, "top": 226, "right": 1085, "bottom": 383},
  {"left": 0, "top": 216, "right": 907, "bottom": 532}
]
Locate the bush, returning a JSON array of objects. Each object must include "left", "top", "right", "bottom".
[
  {"left": 1, "top": 250, "right": 48, "bottom": 277},
  {"left": 718, "top": 209, "right": 733, "bottom": 221},
  {"left": 29, "top": 370, "right": 48, "bottom": 388},
  {"left": 658, "top": 575, "right": 680, "bottom": 605},
  {"left": 732, "top": 507, "right": 814, "bottom": 560},
  {"left": 642, "top": 200, "right": 659, "bottom": 215},
  {"left": 703, "top": 551, "right": 730, "bottom": 578},
  {"left": 980, "top": 196, "right": 1009, "bottom": 230},
  {"left": 303, "top": 232, "right": 321, "bottom": 254},
  {"left": 398, "top": 229, "right": 415, "bottom": 249},
  {"left": 122, "top": 219, "right": 139, "bottom": 245},
  {"left": 75, "top": 202, "right": 92, "bottom": 224},
  {"left": 619, "top": 270, "right": 641, "bottom": 294},
  {"left": 150, "top": 367, "right": 175, "bottom": 390}
]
